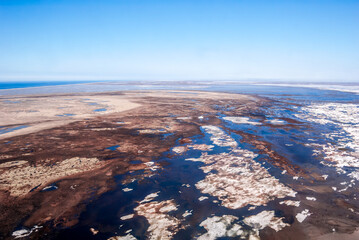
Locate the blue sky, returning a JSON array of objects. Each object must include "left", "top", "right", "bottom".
[{"left": 0, "top": 0, "right": 358, "bottom": 82}]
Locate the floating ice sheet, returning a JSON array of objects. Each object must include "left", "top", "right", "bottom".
[
  {"left": 193, "top": 149, "right": 296, "bottom": 209},
  {"left": 201, "top": 125, "right": 237, "bottom": 147},
  {"left": 223, "top": 116, "right": 261, "bottom": 125},
  {"left": 134, "top": 197, "right": 180, "bottom": 240},
  {"left": 243, "top": 210, "right": 289, "bottom": 232}
]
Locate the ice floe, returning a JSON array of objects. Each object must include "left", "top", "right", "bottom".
[
  {"left": 182, "top": 210, "right": 192, "bottom": 218},
  {"left": 280, "top": 200, "right": 300, "bottom": 207},
  {"left": 139, "top": 191, "right": 159, "bottom": 203},
  {"left": 198, "top": 215, "right": 244, "bottom": 240},
  {"left": 201, "top": 125, "right": 237, "bottom": 147},
  {"left": 306, "top": 197, "right": 316, "bottom": 201},
  {"left": 120, "top": 214, "right": 134, "bottom": 220},
  {"left": 90, "top": 228, "right": 99, "bottom": 235},
  {"left": 243, "top": 210, "right": 289, "bottom": 232},
  {"left": 42, "top": 185, "right": 58, "bottom": 191},
  {"left": 172, "top": 146, "right": 188, "bottom": 154},
  {"left": 12, "top": 225, "right": 42, "bottom": 239},
  {"left": 134, "top": 197, "right": 180, "bottom": 240},
  {"left": 108, "top": 234, "right": 137, "bottom": 240},
  {"left": 297, "top": 103, "right": 359, "bottom": 180},
  {"left": 348, "top": 171, "right": 359, "bottom": 181},
  {"left": 122, "top": 188, "right": 133, "bottom": 192},
  {"left": 198, "top": 196, "right": 208, "bottom": 201},
  {"left": 296, "top": 209, "right": 311, "bottom": 223},
  {"left": 223, "top": 116, "right": 261, "bottom": 125},
  {"left": 187, "top": 144, "right": 214, "bottom": 151},
  {"left": 193, "top": 150, "right": 296, "bottom": 209},
  {"left": 143, "top": 161, "right": 159, "bottom": 172},
  {"left": 266, "top": 119, "right": 287, "bottom": 125}
]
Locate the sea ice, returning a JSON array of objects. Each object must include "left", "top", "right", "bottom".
[
  {"left": 123, "top": 188, "right": 133, "bottom": 192},
  {"left": 135, "top": 198, "right": 180, "bottom": 240},
  {"left": 223, "top": 116, "right": 261, "bottom": 125},
  {"left": 194, "top": 150, "right": 296, "bottom": 209},
  {"left": 12, "top": 225, "right": 42, "bottom": 239},
  {"left": 280, "top": 200, "right": 300, "bottom": 207},
  {"left": 296, "top": 209, "right": 311, "bottom": 223},
  {"left": 198, "top": 215, "right": 244, "bottom": 240},
  {"left": 108, "top": 234, "right": 137, "bottom": 240},
  {"left": 296, "top": 103, "right": 359, "bottom": 180},
  {"left": 120, "top": 214, "right": 134, "bottom": 220},
  {"left": 201, "top": 125, "right": 237, "bottom": 147},
  {"left": 243, "top": 210, "right": 289, "bottom": 232}
]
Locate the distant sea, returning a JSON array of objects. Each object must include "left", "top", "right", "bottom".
[
  {"left": 0, "top": 81, "right": 95, "bottom": 90},
  {"left": 0, "top": 81, "right": 358, "bottom": 103}
]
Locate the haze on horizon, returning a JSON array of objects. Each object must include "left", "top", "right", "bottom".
[{"left": 0, "top": 0, "right": 358, "bottom": 82}]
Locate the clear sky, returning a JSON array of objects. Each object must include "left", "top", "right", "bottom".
[{"left": 0, "top": 0, "right": 358, "bottom": 82}]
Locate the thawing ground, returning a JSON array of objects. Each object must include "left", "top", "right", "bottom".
[
  {"left": 56, "top": 89, "right": 359, "bottom": 239},
  {"left": 1, "top": 85, "right": 359, "bottom": 240}
]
